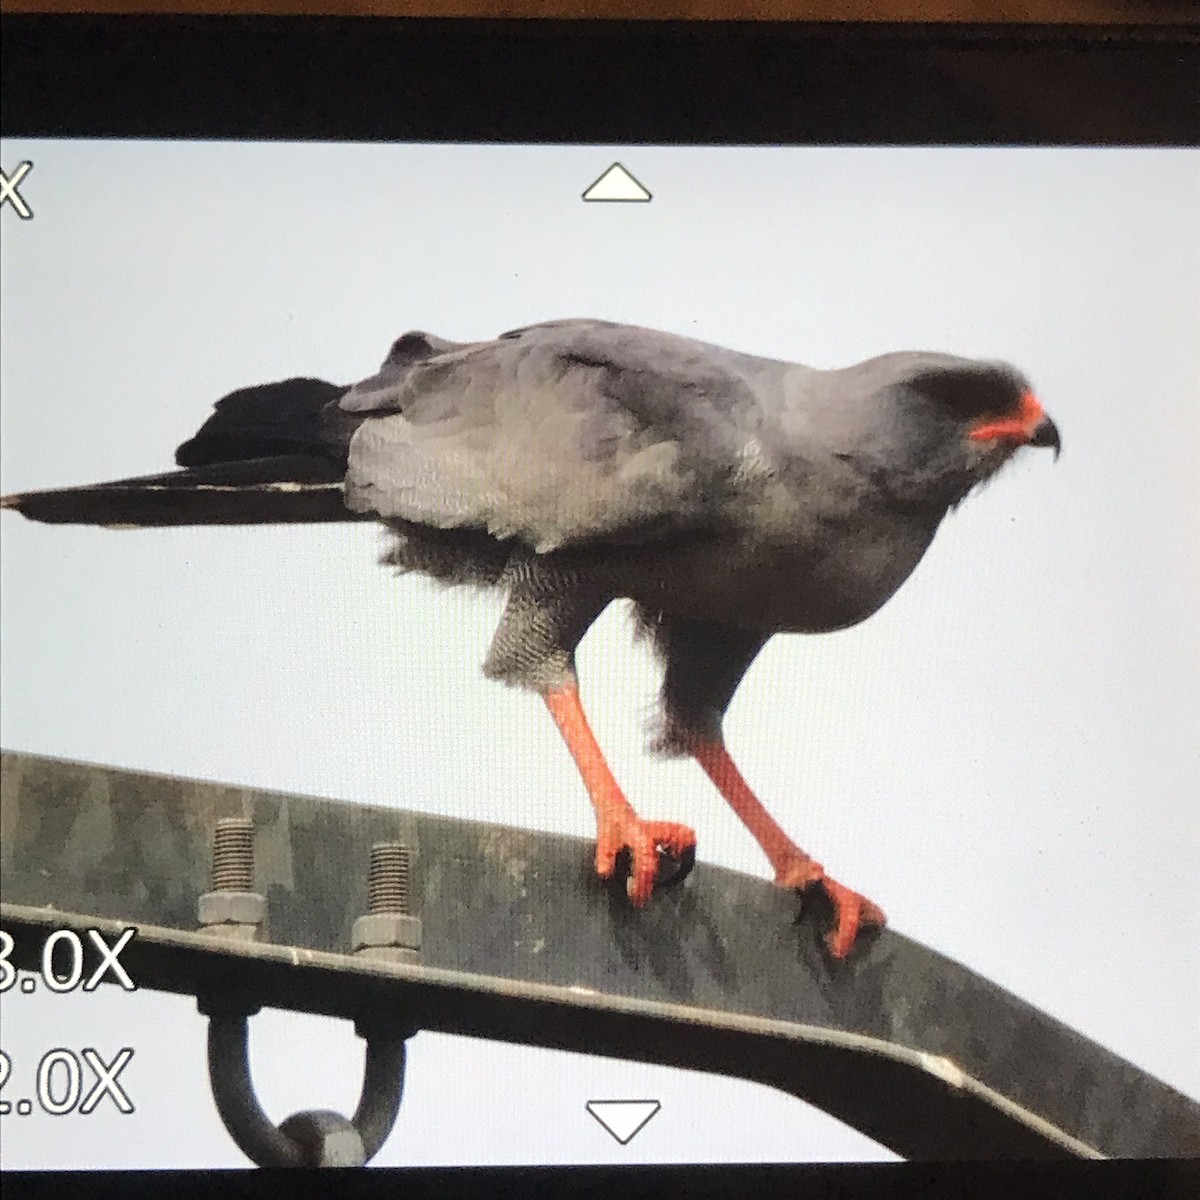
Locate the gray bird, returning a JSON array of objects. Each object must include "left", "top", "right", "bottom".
[{"left": 2, "top": 319, "right": 1061, "bottom": 956}]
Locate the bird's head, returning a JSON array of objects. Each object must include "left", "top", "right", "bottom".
[{"left": 835, "top": 352, "right": 1061, "bottom": 512}]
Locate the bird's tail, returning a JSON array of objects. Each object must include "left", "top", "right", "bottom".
[
  {"left": 1, "top": 378, "right": 370, "bottom": 528},
  {"left": 0, "top": 455, "right": 369, "bottom": 527}
]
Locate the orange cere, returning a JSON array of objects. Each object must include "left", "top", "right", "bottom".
[{"left": 969, "top": 391, "right": 1047, "bottom": 444}]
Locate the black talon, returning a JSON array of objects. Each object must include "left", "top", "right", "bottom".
[
  {"left": 654, "top": 841, "right": 696, "bottom": 889},
  {"left": 606, "top": 846, "right": 643, "bottom": 904},
  {"left": 603, "top": 842, "right": 695, "bottom": 901},
  {"left": 610, "top": 846, "right": 633, "bottom": 886}
]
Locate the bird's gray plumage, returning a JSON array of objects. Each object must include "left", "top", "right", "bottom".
[
  {"left": 343, "top": 320, "right": 765, "bottom": 553},
  {"left": 323, "top": 319, "right": 1049, "bottom": 750}
]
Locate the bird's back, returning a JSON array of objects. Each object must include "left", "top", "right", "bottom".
[{"left": 340, "top": 319, "right": 806, "bottom": 553}]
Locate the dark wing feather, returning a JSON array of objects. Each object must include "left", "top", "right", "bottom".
[{"left": 174, "top": 378, "right": 354, "bottom": 468}]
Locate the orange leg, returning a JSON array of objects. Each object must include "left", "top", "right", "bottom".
[
  {"left": 692, "top": 739, "right": 885, "bottom": 957},
  {"left": 544, "top": 683, "right": 695, "bottom": 905}
]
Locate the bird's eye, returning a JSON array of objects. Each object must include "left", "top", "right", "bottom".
[{"left": 910, "top": 367, "right": 1026, "bottom": 424}]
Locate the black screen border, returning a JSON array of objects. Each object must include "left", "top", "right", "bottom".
[
  {"left": 1, "top": 11, "right": 1197, "bottom": 1194},
  {"left": 1, "top": 15, "right": 1198, "bottom": 146}
]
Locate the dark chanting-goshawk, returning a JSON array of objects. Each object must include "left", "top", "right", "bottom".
[{"left": 2, "top": 319, "right": 1061, "bottom": 956}]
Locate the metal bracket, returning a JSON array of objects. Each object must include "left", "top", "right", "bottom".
[
  {"left": 190, "top": 817, "right": 417, "bottom": 1165},
  {"left": 199, "top": 997, "right": 408, "bottom": 1168},
  {"left": 2, "top": 750, "right": 1198, "bottom": 1161}
]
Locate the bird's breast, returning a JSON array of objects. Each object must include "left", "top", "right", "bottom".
[{"left": 606, "top": 510, "right": 938, "bottom": 634}]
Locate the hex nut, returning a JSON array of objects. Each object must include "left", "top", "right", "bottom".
[
  {"left": 351, "top": 913, "right": 422, "bottom": 953},
  {"left": 199, "top": 890, "right": 266, "bottom": 928},
  {"left": 279, "top": 1111, "right": 366, "bottom": 1168}
]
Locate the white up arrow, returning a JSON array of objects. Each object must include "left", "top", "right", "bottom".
[{"left": 582, "top": 163, "right": 652, "bottom": 202}]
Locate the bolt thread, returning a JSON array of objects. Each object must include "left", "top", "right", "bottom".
[
  {"left": 212, "top": 817, "right": 255, "bottom": 891},
  {"left": 368, "top": 842, "right": 411, "bottom": 914}
]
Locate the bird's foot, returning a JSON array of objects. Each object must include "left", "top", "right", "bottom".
[
  {"left": 596, "top": 816, "right": 697, "bottom": 906},
  {"left": 817, "top": 877, "right": 886, "bottom": 959},
  {"left": 775, "top": 856, "right": 886, "bottom": 958}
]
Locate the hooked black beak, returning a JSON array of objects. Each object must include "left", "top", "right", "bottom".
[{"left": 1029, "top": 417, "right": 1062, "bottom": 460}]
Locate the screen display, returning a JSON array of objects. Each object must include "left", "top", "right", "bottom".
[{"left": 1, "top": 22, "right": 1197, "bottom": 1175}]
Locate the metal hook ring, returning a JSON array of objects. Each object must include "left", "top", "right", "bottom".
[{"left": 205, "top": 1011, "right": 407, "bottom": 1167}]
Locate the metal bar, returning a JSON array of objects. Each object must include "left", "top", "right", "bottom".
[{"left": 2, "top": 750, "right": 1198, "bottom": 1159}]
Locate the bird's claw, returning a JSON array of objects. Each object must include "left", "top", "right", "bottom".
[
  {"left": 597, "top": 819, "right": 697, "bottom": 905},
  {"left": 815, "top": 877, "right": 886, "bottom": 958},
  {"left": 775, "top": 855, "right": 885, "bottom": 958},
  {"left": 654, "top": 840, "right": 696, "bottom": 889}
]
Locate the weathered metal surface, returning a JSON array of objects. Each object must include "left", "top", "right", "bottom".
[{"left": 2, "top": 750, "right": 1198, "bottom": 1160}]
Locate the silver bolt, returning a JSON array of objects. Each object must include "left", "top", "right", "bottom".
[
  {"left": 368, "top": 842, "right": 412, "bottom": 915},
  {"left": 212, "top": 817, "right": 255, "bottom": 891},
  {"left": 352, "top": 841, "right": 421, "bottom": 962},
  {"left": 199, "top": 816, "right": 266, "bottom": 941}
]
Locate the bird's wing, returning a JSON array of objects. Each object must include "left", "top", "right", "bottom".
[{"left": 340, "top": 321, "right": 775, "bottom": 552}]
